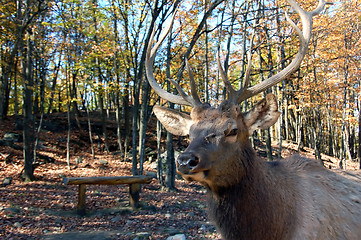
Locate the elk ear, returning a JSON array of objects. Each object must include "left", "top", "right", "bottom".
[
  {"left": 153, "top": 105, "right": 193, "bottom": 136},
  {"left": 243, "top": 93, "right": 281, "bottom": 135}
]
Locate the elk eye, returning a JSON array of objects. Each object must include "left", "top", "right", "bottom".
[
  {"left": 225, "top": 128, "right": 238, "bottom": 137},
  {"left": 205, "top": 133, "right": 216, "bottom": 143}
]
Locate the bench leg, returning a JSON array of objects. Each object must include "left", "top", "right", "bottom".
[
  {"left": 129, "top": 183, "right": 140, "bottom": 209},
  {"left": 77, "top": 184, "right": 86, "bottom": 215}
]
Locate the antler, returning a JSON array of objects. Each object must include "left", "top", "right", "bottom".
[
  {"left": 145, "top": 11, "right": 202, "bottom": 107},
  {"left": 219, "top": 0, "right": 329, "bottom": 104}
]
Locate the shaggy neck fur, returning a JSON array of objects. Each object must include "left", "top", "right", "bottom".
[{"left": 207, "top": 146, "right": 297, "bottom": 240}]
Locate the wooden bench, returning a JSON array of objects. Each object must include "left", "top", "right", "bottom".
[{"left": 63, "top": 175, "right": 152, "bottom": 215}]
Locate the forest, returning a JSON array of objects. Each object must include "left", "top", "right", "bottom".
[{"left": 0, "top": 0, "right": 360, "bottom": 239}]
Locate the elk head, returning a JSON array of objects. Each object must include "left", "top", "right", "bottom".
[
  {"left": 146, "top": 0, "right": 327, "bottom": 191},
  {"left": 153, "top": 94, "right": 280, "bottom": 191}
]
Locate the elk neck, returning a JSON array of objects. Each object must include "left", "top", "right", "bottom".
[{"left": 207, "top": 144, "right": 298, "bottom": 240}]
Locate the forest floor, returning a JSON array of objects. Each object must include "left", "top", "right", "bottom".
[{"left": 0, "top": 112, "right": 359, "bottom": 240}]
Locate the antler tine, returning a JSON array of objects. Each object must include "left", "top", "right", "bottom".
[
  {"left": 217, "top": 51, "right": 237, "bottom": 102},
  {"left": 185, "top": 58, "right": 202, "bottom": 106},
  {"left": 241, "top": 31, "right": 256, "bottom": 92},
  {"left": 146, "top": 10, "right": 196, "bottom": 107},
  {"left": 234, "top": 0, "right": 328, "bottom": 104}
]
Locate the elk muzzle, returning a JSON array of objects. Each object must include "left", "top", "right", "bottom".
[{"left": 176, "top": 152, "right": 200, "bottom": 175}]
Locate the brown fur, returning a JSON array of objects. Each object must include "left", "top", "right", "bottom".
[{"left": 153, "top": 96, "right": 361, "bottom": 240}]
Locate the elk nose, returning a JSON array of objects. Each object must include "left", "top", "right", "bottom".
[{"left": 176, "top": 153, "right": 200, "bottom": 174}]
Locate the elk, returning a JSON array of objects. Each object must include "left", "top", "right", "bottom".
[{"left": 145, "top": 0, "right": 361, "bottom": 239}]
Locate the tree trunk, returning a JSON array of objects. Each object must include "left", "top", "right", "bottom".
[
  {"left": 123, "top": 82, "right": 130, "bottom": 159},
  {"left": 33, "top": 112, "right": 44, "bottom": 164},
  {"left": 66, "top": 64, "right": 71, "bottom": 170},
  {"left": 115, "top": 93, "right": 124, "bottom": 157},
  {"left": 131, "top": 87, "right": 140, "bottom": 175},
  {"left": 47, "top": 54, "right": 61, "bottom": 114},
  {"left": 312, "top": 108, "right": 323, "bottom": 163},
  {"left": 203, "top": 0, "right": 209, "bottom": 102},
  {"left": 344, "top": 125, "right": 352, "bottom": 161},
  {"left": 237, "top": 1, "right": 250, "bottom": 90},
  {"left": 22, "top": 30, "right": 35, "bottom": 181},
  {"left": 84, "top": 89, "right": 95, "bottom": 159},
  {"left": 66, "top": 100, "right": 71, "bottom": 169},
  {"left": 139, "top": 81, "right": 150, "bottom": 175},
  {"left": 165, "top": 131, "right": 175, "bottom": 190},
  {"left": 33, "top": 61, "right": 46, "bottom": 164},
  {"left": 296, "top": 113, "right": 303, "bottom": 152},
  {"left": 14, "top": 56, "right": 19, "bottom": 116},
  {"left": 98, "top": 90, "right": 110, "bottom": 153},
  {"left": 156, "top": 120, "right": 164, "bottom": 186},
  {"left": 33, "top": 62, "right": 39, "bottom": 115},
  {"left": 165, "top": 26, "right": 176, "bottom": 190},
  {"left": 111, "top": 3, "right": 124, "bottom": 158},
  {"left": 259, "top": 34, "right": 273, "bottom": 160},
  {"left": 278, "top": 83, "right": 285, "bottom": 158},
  {"left": 327, "top": 110, "right": 334, "bottom": 157},
  {"left": 276, "top": 8, "right": 286, "bottom": 158},
  {"left": 358, "top": 93, "right": 361, "bottom": 169}
]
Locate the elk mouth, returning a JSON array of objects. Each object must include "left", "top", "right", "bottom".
[
  {"left": 176, "top": 153, "right": 210, "bottom": 182},
  {"left": 176, "top": 153, "right": 199, "bottom": 174},
  {"left": 179, "top": 171, "right": 209, "bottom": 183}
]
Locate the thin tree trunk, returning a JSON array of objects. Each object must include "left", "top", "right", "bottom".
[
  {"left": 327, "top": 111, "right": 334, "bottom": 157},
  {"left": 33, "top": 112, "right": 44, "bottom": 164},
  {"left": 165, "top": 23, "right": 176, "bottom": 190},
  {"left": 22, "top": 29, "right": 35, "bottom": 181},
  {"left": 66, "top": 100, "right": 71, "bottom": 170},
  {"left": 115, "top": 93, "right": 124, "bottom": 157},
  {"left": 123, "top": 82, "right": 130, "bottom": 159},
  {"left": 131, "top": 88, "right": 140, "bottom": 175},
  {"left": 284, "top": 96, "right": 289, "bottom": 141},
  {"left": 33, "top": 62, "right": 46, "bottom": 164},
  {"left": 238, "top": 2, "right": 250, "bottom": 90},
  {"left": 33, "top": 62, "right": 39, "bottom": 115},
  {"left": 276, "top": 8, "right": 286, "bottom": 158},
  {"left": 165, "top": 131, "right": 175, "bottom": 189},
  {"left": 344, "top": 125, "right": 352, "bottom": 161},
  {"left": 215, "top": 6, "right": 225, "bottom": 101},
  {"left": 111, "top": 2, "right": 124, "bottom": 158},
  {"left": 84, "top": 87, "right": 95, "bottom": 159},
  {"left": 278, "top": 86, "right": 284, "bottom": 159},
  {"left": 34, "top": 54, "right": 46, "bottom": 162},
  {"left": 14, "top": 55, "right": 19, "bottom": 116},
  {"left": 99, "top": 91, "right": 110, "bottom": 153},
  {"left": 139, "top": 86, "right": 150, "bottom": 175},
  {"left": 47, "top": 54, "right": 61, "bottom": 114},
  {"left": 203, "top": 0, "right": 209, "bottom": 102},
  {"left": 66, "top": 63, "right": 71, "bottom": 170},
  {"left": 261, "top": 27, "right": 273, "bottom": 160},
  {"left": 358, "top": 92, "right": 361, "bottom": 169},
  {"left": 156, "top": 120, "right": 164, "bottom": 186}
]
